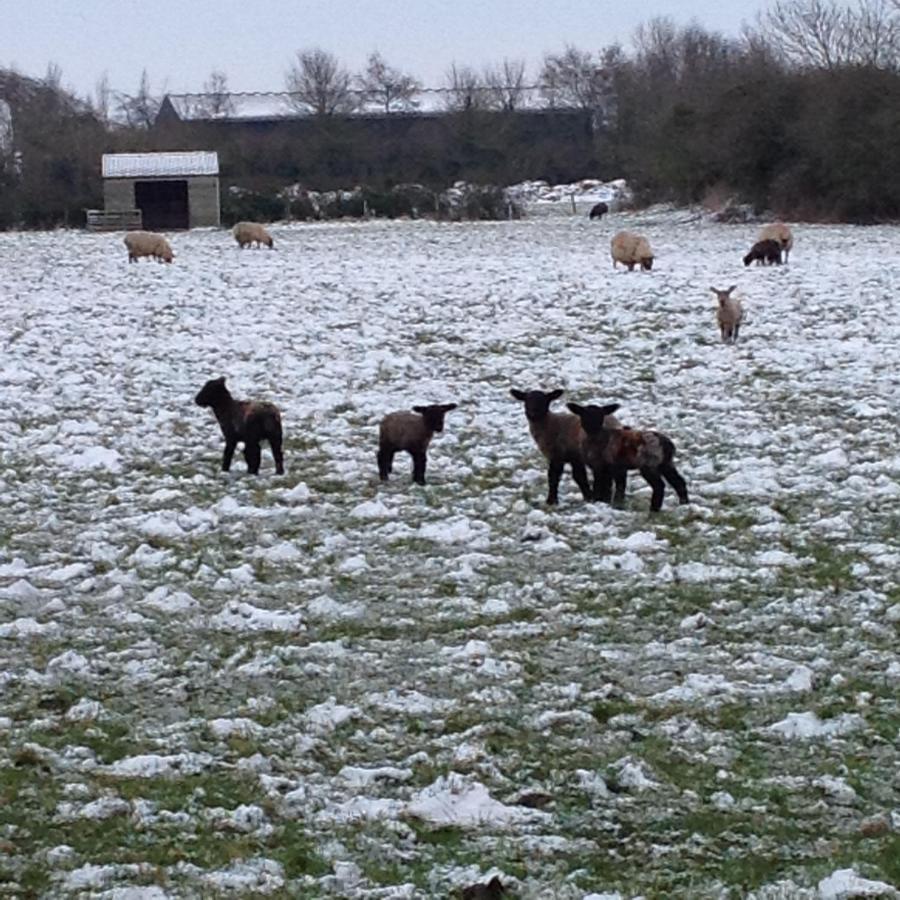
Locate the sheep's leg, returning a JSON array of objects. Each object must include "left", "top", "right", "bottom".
[
  {"left": 411, "top": 451, "right": 427, "bottom": 485},
  {"left": 733, "top": 323, "right": 740, "bottom": 343},
  {"left": 546, "top": 460, "right": 564, "bottom": 505},
  {"left": 244, "top": 442, "right": 262, "bottom": 475},
  {"left": 377, "top": 448, "right": 393, "bottom": 481},
  {"left": 641, "top": 466, "right": 666, "bottom": 511},
  {"left": 592, "top": 468, "right": 612, "bottom": 503},
  {"left": 570, "top": 461, "right": 591, "bottom": 501},
  {"left": 612, "top": 469, "right": 628, "bottom": 507},
  {"left": 270, "top": 436, "right": 285, "bottom": 475},
  {"left": 660, "top": 464, "right": 689, "bottom": 504},
  {"left": 222, "top": 439, "right": 237, "bottom": 472}
]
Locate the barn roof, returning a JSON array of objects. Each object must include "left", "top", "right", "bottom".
[{"left": 101, "top": 151, "right": 219, "bottom": 178}]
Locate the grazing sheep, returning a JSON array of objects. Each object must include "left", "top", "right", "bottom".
[
  {"left": 461, "top": 876, "right": 506, "bottom": 899},
  {"left": 233, "top": 221, "right": 274, "bottom": 249},
  {"left": 510, "top": 388, "right": 620, "bottom": 505},
  {"left": 567, "top": 402, "right": 689, "bottom": 512},
  {"left": 194, "top": 376, "right": 284, "bottom": 475},
  {"left": 710, "top": 284, "right": 743, "bottom": 343},
  {"left": 588, "top": 201, "right": 609, "bottom": 220},
  {"left": 611, "top": 230, "right": 654, "bottom": 271},
  {"left": 378, "top": 403, "right": 457, "bottom": 485},
  {"left": 123, "top": 231, "right": 173, "bottom": 264},
  {"left": 743, "top": 239, "right": 782, "bottom": 267},
  {"left": 758, "top": 223, "right": 793, "bottom": 262}
]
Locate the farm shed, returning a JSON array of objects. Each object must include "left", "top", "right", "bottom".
[{"left": 101, "top": 151, "right": 220, "bottom": 229}]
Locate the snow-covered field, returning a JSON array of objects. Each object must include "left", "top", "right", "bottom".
[{"left": 1, "top": 215, "right": 899, "bottom": 899}]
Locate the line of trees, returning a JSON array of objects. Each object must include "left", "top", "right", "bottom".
[{"left": 1, "top": 0, "right": 900, "bottom": 228}]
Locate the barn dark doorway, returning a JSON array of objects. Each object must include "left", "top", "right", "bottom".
[{"left": 134, "top": 180, "right": 189, "bottom": 230}]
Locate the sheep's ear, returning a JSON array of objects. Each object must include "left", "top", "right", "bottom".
[
  {"left": 510, "top": 389, "right": 526, "bottom": 401},
  {"left": 216, "top": 376, "right": 226, "bottom": 385},
  {"left": 442, "top": 403, "right": 458, "bottom": 412},
  {"left": 412, "top": 405, "right": 426, "bottom": 414},
  {"left": 728, "top": 284, "right": 737, "bottom": 293},
  {"left": 548, "top": 389, "right": 564, "bottom": 402},
  {"left": 599, "top": 403, "right": 621, "bottom": 417},
  {"left": 567, "top": 402, "right": 585, "bottom": 416},
  {"left": 709, "top": 287, "right": 718, "bottom": 294}
]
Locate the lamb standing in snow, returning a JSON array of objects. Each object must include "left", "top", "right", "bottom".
[
  {"left": 567, "top": 402, "right": 689, "bottom": 511},
  {"left": 710, "top": 285, "right": 743, "bottom": 343},
  {"left": 758, "top": 223, "right": 793, "bottom": 262},
  {"left": 510, "top": 388, "right": 620, "bottom": 505},
  {"left": 378, "top": 403, "right": 457, "bottom": 485},
  {"left": 743, "top": 239, "right": 782, "bottom": 266},
  {"left": 194, "top": 377, "right": 284, "bottom": 475},
  {"left": 233, "top": 221, "right": 274, "bottom": 249},
  {"left": 123, "top": 231, "right": 173, "bottom": 263},
  {"left": 589, "top": 201, "right": 609, "bottom": 220},
  {"left": 611, "top": 230, "right": 654, "bottom": 271}
]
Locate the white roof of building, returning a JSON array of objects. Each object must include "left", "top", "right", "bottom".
[{"left": 102, "top": 151, "right": 219, "bottom": 178}]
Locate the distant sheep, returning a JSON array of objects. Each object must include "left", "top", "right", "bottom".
[
  {"left": 589, "top": 201, "right": 609, "bottom": 220},
  {"left": 194, "top": 376, "right": 284, "bottom": 475},
  {"left": 611, "top": 231, "right": 653, "bottom": 271},
  {"left": 710, "top": 285, "right": 743, "bottom": 343},
  {"left": 758, "top": 223, "right": 793, "bottom": 262},
  {"left": 510, "top": 388, "right": 620, "bottom": 505},
  {"left": 378, "top": 403, "right": 457, "bottom": 485},
  {"left": 233, "top": 221, "right": 274, "bottom": 249},
  {"left": 124, "top": 231, "right": 173, "bottom": 264},
  {"left": 567, "top": 402, "right": 689, "bottom": 512},
  {"left": 462, "top": 876, "right": 506, "bottom": 900},
  {"left": 743, "top": 239, "right": 782, "bottom": 267}
]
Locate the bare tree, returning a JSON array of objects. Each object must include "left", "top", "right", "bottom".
[
  {"left": 91, "top": 72, "right": 113, "bottom": 127},
  {"left": 483, "top": 58, "right": 527, "bottom": 110},
  {"left": 117, "top": 69, "right": 160, "bottom": 128},
  {"left": 759, "top": 0, "right": 900, "bottom": 69},
  {"left": 285, "top": 48, "right": 356, "bottom": 115},
  {"left": 443, "top": 63, "right": 486, "bottom": 111},
  {"left": 540, "top": 45, "right": 611, "bottom": 109},
  {"left": 357, "top": 52, "right": 421, "bottom": 113},
  {"left": 201, "top": 69, "right": 234, "bottom": 116}
]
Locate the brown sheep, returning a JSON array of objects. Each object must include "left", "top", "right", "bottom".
[
  {"left": 758, "top": 223, "right": 793, "bottom": 262},
  {"left": 567, "top": 402, "right": 689, "bottom": 511},
  {"left": 743, "top": 239, "right": 782, "bottom": 266},
  {"left": 611, "top": 231, "right": 654, "bottom": 271},
  {"left": 378, "top": 404, "right": 457, "bottom": 485},
  {"left": 194, "top": 377, "right": 284, "bottom": 475}
]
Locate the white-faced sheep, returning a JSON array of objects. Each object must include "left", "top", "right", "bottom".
[
  {"left": 124, "top": 231, "right": 173, "bottom": 264},
  {"left": 710, "top": 285, "right": 743, "bottom": 343},
  {"left": 758, "top": 223, "right": 793, "bottom": 262},
  {"left": 378, "top": 403, "right": 457, "bottom": 485},
  {"left": 194, "top": 377, "right": 284, "bottom": 475},
  {"left": 611, "top": 231, "right": 654, "bottom": 271},
  {"left": 510, "top": 388, "right": 620, "bottom": 505},
  {"left": 567, "top": 402, "right": 689, "bottom": 512},
  {"left": 233, "top": 221, "right": 274, "bottom": 249}
]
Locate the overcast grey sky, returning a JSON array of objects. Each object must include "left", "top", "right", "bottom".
[{"left": 6, "top": 0, "right": 770, "bottom": 98}]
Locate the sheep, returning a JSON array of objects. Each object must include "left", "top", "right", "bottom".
[
  {"left": 567, "top": 402, "right": 689, "bottom": 512},
  {"left": 194, "top": 376, "right": 284, "bottom": 475},
  {"left": 378, "top": 403, "right": 457, "bottom": 485},
  {"left": 758, "top": 223, "right": 793, "bottom": 262},
  {"left": 233, "top": 221, "right": 274, "bottom": 249},
  {"left": 510, "top": 388, "right": 620, "bottom": 505},
  {"left": 710, "top": 284, "right": 743, "bottom": 343},
  {"left": 461, "top": 876, "right": 506, "bottom": 900},
  {"left": 611, "top": 230, "right": 654, "bottom": 271},
  {"left": 743, "top": 239, "right": 782, "bottom": 267},
  {"left": 588, "top": 201, "right": 609, "bottom": 220},
  {"left": 123, "top": 231, "right": 173, "bottom": 264}
]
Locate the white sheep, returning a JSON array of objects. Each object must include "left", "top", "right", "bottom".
[
  {"left": 233, "top": 221, "right": 274, "bottom": 249},
  {"left": 610, "top": 231, "right": 654, "bottom": 271},
  {"left": 123, "top": 231, "right": 173, "bottom": 264},
  {"left": 710, "top": 285, "right": 743, "bottom": 343},
  {"left": 758, "top": 223, "right": 793, "bottom": 262}
]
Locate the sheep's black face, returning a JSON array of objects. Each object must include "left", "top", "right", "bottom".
[
  {"left": 510, "top": 388, "right": 564, "bottom": 422},
  {"left": 640, "top": 256, "right": 654, "bottom": 271},
  {"left": 195, "top": 376, "right": 227, "bottom": 408},
  {"left": 413, "top": 403, "right": 457, "bottom": 433},
  {"left": 567, "top": 402, "right": 621, "bottom": 435}
]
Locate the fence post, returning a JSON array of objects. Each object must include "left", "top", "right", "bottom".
[{"left": 570, "top": 193, "right": 577, "bottom": 215}]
